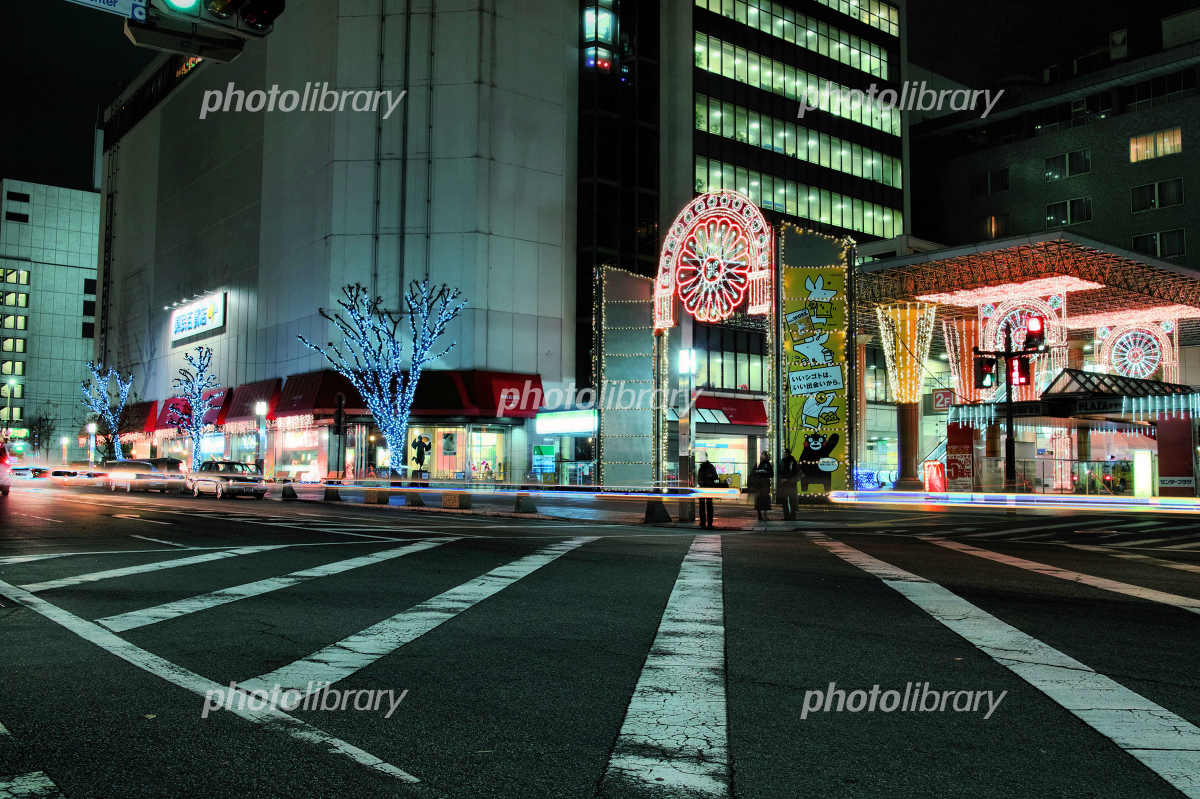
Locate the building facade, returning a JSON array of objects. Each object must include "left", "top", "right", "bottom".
[
  {"left": 0, "top": 179, "right": 99, "bottom": 462},
  {"left": 912, "top": 9, "right": 1200, "bottom": 269}
]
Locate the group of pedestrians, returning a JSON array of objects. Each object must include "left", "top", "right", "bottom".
[{"left": 695, "top": 448, "right": 802, "bottom": 528}]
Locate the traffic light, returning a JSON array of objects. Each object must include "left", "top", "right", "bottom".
[
  {"left": 152, "top": 0, "right": 285, "bottom": 37},
  {"left": 1024, "top": 315, "right": 1046, "bottom": 349},
  {"left": 973, "top": 356, "right": 998, "bottom": 389},
  {"left": 1009, "top": 356, "right": 1032, "bottom": 386}
]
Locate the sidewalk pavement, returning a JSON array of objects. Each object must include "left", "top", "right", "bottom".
[{"left": 270, "top": 482, "right": 839, "bottom": 532}]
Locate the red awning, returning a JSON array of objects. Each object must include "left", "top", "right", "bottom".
[
  {"left": 154, "top": 398, "right": 189, "bottom": 431},
  {"left": 121, "top": 401, "right": 159, "bottom": 434},
  {"left": 276, "top": 370, "right": 365, "bottom": 419},
  {"left": 202, "top": 387, "right": 231, "bottom": 426},
  {"left": 224, "top": 378, "right": 282, "bottom": 423},
  {"left": 694, "top": 394, "right": 768, "bottom": 426},
  {"left": 468, "top": 371, "right": 542, "bottom": 419},
  {"left": 410, "top": 370, "right": 542, "bottom": 419}
]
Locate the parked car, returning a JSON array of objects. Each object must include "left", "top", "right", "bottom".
[
  {"left": 186, "top": 460, "right": 267, "bottom": 499},
  {"left": 0, "top": 443, "right": 10, "bottom": 496},
  {"left": 104, "top": 458, "right": 186, "bottom": 494}
]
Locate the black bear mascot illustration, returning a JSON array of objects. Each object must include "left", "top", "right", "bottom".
[{"left": 798, "top": 432, "right": 839, "bottom": 493}]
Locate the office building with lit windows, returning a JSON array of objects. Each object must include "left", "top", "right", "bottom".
[
  {"left": 912, "top": 7, "right": 1200, "bottom": 269},
  {"left": 0, "top": 178, "right": 100, "bottom": 461}
]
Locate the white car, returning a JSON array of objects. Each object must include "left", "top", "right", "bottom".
[{"left": 186, "top": 460, "right": 267, "bottom": 499}]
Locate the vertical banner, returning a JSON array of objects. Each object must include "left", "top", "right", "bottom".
[
  {"left": 780, "top": 227, "right": 851, "bottom": 496},
  {"left": 945, "top": 422, "right": 974, "bottom": 492}
]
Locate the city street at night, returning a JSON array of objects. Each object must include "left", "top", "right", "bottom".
[{"left": 1, "top": 487, "right": 1198, "bottom": 798}]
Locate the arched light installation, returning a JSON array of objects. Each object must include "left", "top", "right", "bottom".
[{"left": 875, "top": 302, "right": 937, "bottom": 404}]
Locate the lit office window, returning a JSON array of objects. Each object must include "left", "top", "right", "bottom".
[
  {"left": 0, "top": 360, "right": 24, "bottom": 376},
  {"left": 694, "top": 33, "right": 900, "bottom": 136},
  {"left": 1129, "top": 127, "right": 1182, "bottom": 162},
  {"left": 694, "top": 94, "right": 902, "bottom": 188}
]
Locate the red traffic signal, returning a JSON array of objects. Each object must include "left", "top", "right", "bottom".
[
  {"left": 1024, "top": 315, "right": 1046, "bottom": 349},
  {"left": 1009, "top": 356, "right": 1032, "bottom": 386}
]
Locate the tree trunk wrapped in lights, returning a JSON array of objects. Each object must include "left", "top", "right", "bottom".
[
  {"left": 875, "top": 302, "right": 937, "bottom": 405},
  {"left": 166, "top": 346, "right": 220, "bottom": 471},
  {"left": 80, "top": 362, "right": 134, "bottom": 461},
  {"left": 298, "top": 281, "right": 465, "bottom": 477}
]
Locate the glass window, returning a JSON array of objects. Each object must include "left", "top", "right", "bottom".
[
  {"left": 1046, "top": 201, "right": 1068, "bottom": 227},
  {"left": 735, "top": 106, "right": 748, "bottom": 143},
  {"left": 708, "top": 350, "right": 722, "bottom": 387},
  {"left": 1131, "top": 183, "right": 1157, "bottom": 212},
  {"left": 1069, "top": 197, "right": 1092, "bottom": 223},
  {"left": 1068, "top": 149, "right": 1091, "bottom": 175},
  {"left": 1158, "top": 178, "right": 1184, "bottom": 208},
  {"left": 695, "top": 97, "right": 707, "bottom": 133},
  {"left": 1160, "top": 229, "right": 1186, "bottom": 258},
  {"left": 1131, "top": 233, "right": 1157, "bottom": 256},
  {"left": 1045, "top": 154, "right": 1066, "bottom": 181}
]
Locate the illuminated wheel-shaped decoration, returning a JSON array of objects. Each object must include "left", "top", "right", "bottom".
[
  {"left": 676, "top": 218, "right": 751, "bottom": 322},
  {"left": 654, "top": 190, "right": 772, "bottom": 329},
  {"left": 1109, "top": 329, "right": 1162, "bottom": 378}
]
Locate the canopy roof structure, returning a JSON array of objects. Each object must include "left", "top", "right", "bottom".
[
  {"left": 1041, "top": 368, "right": 1195, "bottom": 399},
  {"left": 857, "top": 233, "right": 1200, "bottom": 346}
]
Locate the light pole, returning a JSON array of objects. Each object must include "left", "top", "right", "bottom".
[
  {"left": 3, "top": 378, "right": 14, "bottom": 435},
  {"left": 60, "top": 436, "right": 69, "bottom": 465},
  {"left": 86, "top": 422, "right": 97, "bottom": 466},
  {"left": 254, "top": 400, "right": 267, "bottom": 474}
]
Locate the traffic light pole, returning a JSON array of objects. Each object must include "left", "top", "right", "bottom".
[{"left": 974, "top": 321, "right": 1045, "bottom": 493}]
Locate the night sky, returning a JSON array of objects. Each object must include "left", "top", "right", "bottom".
[{"left": 0, "top": 1, "right": 1182, "bottom": 192}]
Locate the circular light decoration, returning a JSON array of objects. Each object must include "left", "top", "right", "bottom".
[
  {"left": 654, "top": 191, "right": 771, "bottom": 329},
  {"left": 1108, "top": 329, "right": 1163, "bottom": 378}
]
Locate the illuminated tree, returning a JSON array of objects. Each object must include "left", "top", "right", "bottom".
[
  {"left": 298, "top": 281, "right": 465, "bottom": 475},
  {"left": 167, "top": 346, "right": 220, "bottom": 470},
  {"left": 81, "top": 362, "right": 134, "bottom": 461}
]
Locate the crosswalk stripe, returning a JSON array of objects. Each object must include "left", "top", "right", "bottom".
[
  {"left": 600, "top": 535, "right": 727, "bottom": 798},
  {"left": 96, "top": 539, "right": 456, "bottom": 633},
  {"left": 0, "top": 576, "right": 420, "bottom": 783},
  {"left": 1161, "top": 539, "right": 1200, "bottom": 551},
  {"left": 0, "top": 770, "right": 64, "bottom": 797},
  {"left": 18, "top": 546, "right": 289, "bottom": 594},
  {"left": 960, "top": 520, "right": 1086, "bottom": 539},
  {"left": 922, "top": 537, "right": 1200, "bottom": 615},
  {"left": 1117, "top": 535, "right": 1200, "bottom": 548},
  {"left": 807, "top": 533, "right": 1200, "bottom": 798},
  {"left": 1101, "top": 551, "right": 1200, "bottom": 575},
  {"left": 239, "top": 537, "right": 596, "bottom": 696}
]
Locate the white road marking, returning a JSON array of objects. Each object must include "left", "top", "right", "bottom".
[
  {"left": 239, "top": 537, "right": 595, "bottom": 696},
  {"left": 601, "top": 535, "right": 728, "bottom": 798},
  {"left": 115, "top": 514, "right": 174, "bottom": 526},
  {"left": 1119, "top": 535, "right": 1200, "bottom": 548},
  {"left": 13, "top": 513, "right": 63, "bottom": 524},
  {"left": 808, "top": 533, "right": 1200, "bottom": 798},
  {"left": 0, "top": 577, "right": 419, "bottom": 783},
  {"left": 1087, "top": 550, "right": 1200, "bottom": 575},
  {"left": 98, "top": 538, "right": 455, "bottom": 632},
  {"left": 19, "top": 546, "right": 288, "bottom": 593},
  {"left": 0, "top": 770, "right": 63, "bottom": 797},
  {"left": 1162, "top": 539, "right": 1200, "bottom": 551},
  {"left": 129, "top": 535, "right": 185, "bottom": 547},
  {"left": 923, "top": 536, "right": 1200, "bottom": 615},
  {"left": 960, "top": 520, "right": 1087, "bottom": 539}
]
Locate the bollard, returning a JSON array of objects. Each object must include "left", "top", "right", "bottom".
[
  {"left": 513, "top": 492, "right": 538, "bottom": 513},
  {"left": 281, "top": 484, "right": 298, "bottom": 500},
  {"left": 323, "top": 485, "right": 342, "bottom": 502},
  {"left": 403, "top": 491, "right": 425, "bottom": 507},
  {"left": 676, "top": 499, "right": 696, "bottom": 522},
  {"left": 643, "top": 499, "right": 672, "bottom": 523}
]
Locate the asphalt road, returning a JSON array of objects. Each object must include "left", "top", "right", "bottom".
[{"left": 1, "top": 485, "right": 1198, "bottom": 798}]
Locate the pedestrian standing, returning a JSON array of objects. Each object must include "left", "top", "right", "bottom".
[
  {"left": 779, "top": 447, "right": 798, "bottom": 521},
  {"left": 697, "top": 455, "right": 718, "bottom": 529},
  {"left": 753, "top": 451, "right": 773, "bottom": 521}
]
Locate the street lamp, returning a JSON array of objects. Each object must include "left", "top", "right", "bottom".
[
  {"left": 60, "top": 436, "right": 69, "bottom": 465},
  {"left": 3, "top": 377, "right": 14, "bottom": 435},
  {"left": 86, "top": 422, "right": 97, "bottom": 466},
  {"left": 254, "top": 400, "right": 267, "bottom": 474}
]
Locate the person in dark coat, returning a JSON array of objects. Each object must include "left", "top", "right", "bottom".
[
  {"left": 778, "top": 447, "right": 798, "bottom": 521},
  {"left": 752, "top": 451, "right": 773, "bottom": 520},
  {"left": 697, "top": 455, "right": 718, "bottom": 529}
]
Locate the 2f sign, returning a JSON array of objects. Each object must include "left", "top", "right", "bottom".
[{"left": 932, "top": 388, "right": 955, "bottom": 412}]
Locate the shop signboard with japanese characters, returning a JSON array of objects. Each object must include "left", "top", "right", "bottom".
[{"left": 780, "top": 226, "right": 850, "bottom": 495}]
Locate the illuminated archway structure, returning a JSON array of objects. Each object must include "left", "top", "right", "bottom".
[
  {"left": 856, "top": 232, "right": 1200, "bottom": 497},
  {"left": 655, "top": 190, "right": 772, "bottom": 330}
]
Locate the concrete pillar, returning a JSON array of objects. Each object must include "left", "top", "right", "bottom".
[
  {"left": 985, "top": 423, "right": 1001, "bottom": 458},
  {"left": 1076, "top": 427, "right": 1091, "bottom": 461},
  {"left": 895, "top": 402, "right": 923, "bottom": 490}
]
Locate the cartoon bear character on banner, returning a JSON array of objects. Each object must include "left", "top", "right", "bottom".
[{"left": 798, "top": 432, "right": 840, "bottom": 493}]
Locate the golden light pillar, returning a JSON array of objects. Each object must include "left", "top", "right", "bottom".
[{"left": 876, "top": 302, "right": 937, "bottom": 490}]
